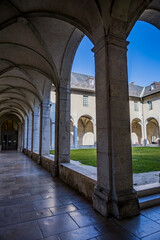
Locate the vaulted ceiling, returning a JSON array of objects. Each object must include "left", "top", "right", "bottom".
[{"left": 0, "top": 0, "right": 159, "bottom": 122}]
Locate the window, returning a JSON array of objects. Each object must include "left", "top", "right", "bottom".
[
  {"left": 89, "top": 79, "right": 94, "bottom": 86},
  {"left": 151, "top": 83, "right": 155, "bottom": 90},
  {"left": 134, "top": 101, "right": 138, "bottom": 111},
  {"left": 147, "top": 101, "right": 152, "bottom": 110},
  {"left": 83, "top": 95, "right": 88, "bottom": 107}
]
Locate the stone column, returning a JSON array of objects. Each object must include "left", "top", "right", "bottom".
[
  {"left": 39, "top": 103, "right": 50, "bottom": 157},
  {"left": 27, "top": 112, "right": 32, "bottom": 151},
  {"left": 54, "top": 84, "right": 70, "bottom": 166},
  {"left": 26, "top": 117, "right": 29, "bottom": 152},
  {"left": 92, "top": 36, "right": 139, "bottom": 219},
  {"left": 50, "top": 103, "right": 56, "bottom": 149},
  {"left": 0, "top": 125, "right": 1, "bottom": 147},
  {"left": 18, "top": 123, "right": 22, "bottom": 151},
  {"left": 21, "top": 124, "right": 24, "bottom": 151},
  {"left": 93, "top": 123, "right": 96, "bottom": 146},
  {"left": 73, "top": 123, "right": 78, "bottom": 148},
  {"left": 33, "top": 106, "right": 40, "bottom": 154},
  {"left": 141, "top": 121, "right": 147, "bottom": 146},
  {"left": 31, "top": 112, "right": 34, "bottom": 154},
  {"left": 24, "top": 117, "right": 27, "bottom": 149},
  {"left": 51, "top": 122, "right": 55, "bottom": 149},
  {"left": 142, "top": 101, "right": 147, "bottom": 146}
]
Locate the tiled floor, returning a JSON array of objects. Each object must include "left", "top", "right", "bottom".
[{"left": 0, "top": 152, "right": 160, "bottom": 240}]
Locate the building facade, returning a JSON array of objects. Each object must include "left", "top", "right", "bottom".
[{"left": 50, "top": 74, "right": 160, "bottom": 148}]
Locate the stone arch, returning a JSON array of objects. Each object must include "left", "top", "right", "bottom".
[
  {"left": 131, "top": 118, "right": 142, "bottom": 145},
  {"left": 78, "top": 115, "right": 94, "bottom": 146},
  {"left": 146, "top": 117, "right": 159, "bottom": 144}
]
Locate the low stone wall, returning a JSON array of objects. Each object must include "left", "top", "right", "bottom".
[
  {"left": 27, "top": 150, "right": 32, "bottom": 158},
  {"left": 32, "top": 152, "right": 39, "bottom": 163},
  {"left": 59, "top": 163, "right": 96, "bottom": 201},
  {"left": 23, "top": 148, "right": 27, "bottom": 154},
  {"left": 41, "top": 156, "right": 55, "bottom": 173}
]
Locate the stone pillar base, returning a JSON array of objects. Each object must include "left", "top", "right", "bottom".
[
  {"left": 93, "top": 185, "right": 140, "bottom": 219},
  {"left": 37, "top": 156, "right": 41, "bottom": 165},
  {"left": 51, "top": 163, "right": 59, "bottom": 177}
]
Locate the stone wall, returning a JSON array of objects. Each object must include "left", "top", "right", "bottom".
[{"left": 59, "top": 164, "right": 96, "bottom": 201}]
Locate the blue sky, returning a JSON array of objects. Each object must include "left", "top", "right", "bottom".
[{"left": 72, "top": 21, "right": 160, "bottom": 87}]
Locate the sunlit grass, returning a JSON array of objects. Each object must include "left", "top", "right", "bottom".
[{"left": 50, "top": 147, "right": 160, "bottom": 173}]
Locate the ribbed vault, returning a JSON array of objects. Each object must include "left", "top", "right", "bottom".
[{"left": 0, "top": 0, "right": 159, "bottom": 124}]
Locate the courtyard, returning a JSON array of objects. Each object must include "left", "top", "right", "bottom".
[{"left": 50, "top": 147, "right": 160, "bottom": 173}]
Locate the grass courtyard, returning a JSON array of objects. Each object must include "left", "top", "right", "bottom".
[{"left": 50, "top": 147, "right": 160, "bottom": 173}]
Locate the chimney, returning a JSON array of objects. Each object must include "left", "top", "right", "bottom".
[{"left": 131, "top": 82, "right": 135, "bottom": 85}]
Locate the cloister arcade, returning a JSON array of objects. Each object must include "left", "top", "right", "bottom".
[
  {"left": 131, "top": 117, "right": 160, "bottom": 145},
  {"left": 0, "top": 0, "right": 160, "bottom": 219},
  {"left": 146, "top": 117, "right": 159, "bottom": 144},
  {"left": 131, "top": 118, "right": 142, "bottom": 145}
]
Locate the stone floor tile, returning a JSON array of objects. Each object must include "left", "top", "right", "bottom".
[
  {"left": 142, "top": 231, "right": 160, "bottom": 240},
  {"left": 5, "top": 205, "right": 20, "bottom": 216},
  {"left": 31, "top": 189, "right": 50, "bottom": 195},
  {"left": 50, "top": 204, "right": 77, "bottom": 215},
  {"left": 9, "top": 193, "right": 31, "bottom": 199},
  {"left": 0, "top": 214, "right": 20, "bottom": 227},
  {"left": 44, "top": 235, "right": 60, "bottom": 240},
  {"left": 0, "top": 197, "right": 24, "bottom": 207},
  {"left": 116, "top": 215, "right": 160, "bottom": 238},
  {"left": 34, "top": 198, "right": 63, "bottom": 210},
  {"left": 69, "top": 209, "right": 105, "bottom": 227},
  {"left": 95, "top": 221, "right": 140, "bottom": 240},
  {"left": 41, "top": 192, "right": 57, "bottom": 200},
  {"left": 20, "top": 209, "right": 52, "bottom": 222},
  {"left": 23, "top": 194, "right": 43, "bottom": 202},
  {"left": 0, "top": 220, "right": 42, "bottom": 240},
  {"left": 0, "top": 207, "right": 5, "bottom": 217},
  {"left": 60, "top": 225, "right": 101, "bottom": 240},
  {"left": 19, "top": 203, "right": 37, "bottom": 213},
  {"left": 149, "top": 205, "right": 160, "bottom": 213},
  {"left": 59, "top": 194, "right": 86, "bottom": 204},
  {"left": 88, "top": 238, "right": 98, "bottom": 240},
  {"left": 73, "top": 200, "right": 92, "bottom": 210},
  {"left": 141, "top": 208, "right": 160, "bottom": 221},
  {"left": 38, "top": 213, "right": 79, "bottom": 237},
  {"left": 1, "top": 152, "right": 160, "bottom": 240}
]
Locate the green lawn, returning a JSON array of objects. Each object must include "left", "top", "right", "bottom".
[{"left": 50, "top": 147, "right": 160, "bottom": 173}]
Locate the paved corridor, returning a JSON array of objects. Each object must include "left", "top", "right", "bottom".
[{"left": 0, "top": 152, "right": 160, "bottom": 240}]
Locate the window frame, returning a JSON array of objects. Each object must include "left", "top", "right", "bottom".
[
  {"left": 134, "top": 101, "right": 138, "bottom": 111},
  {"left": 83, "top": 95, "right": 88, "bottom": 107}
]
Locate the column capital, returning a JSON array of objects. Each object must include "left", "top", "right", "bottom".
[{"left": 92, "top": 35, "right": 129, "bottom": 55}]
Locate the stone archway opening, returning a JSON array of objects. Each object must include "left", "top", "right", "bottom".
[
  {"left": 1, "top": 120, "right": 18, "bottom": 150},
  {"left": 147, "top": 118, "right": 159, "bottom": 144},
  {"left": 131, "top": 118, "right": 142, "bottom": 145},
  {"left": 78, "top": 115, "right": 94, "bottom": 146}
]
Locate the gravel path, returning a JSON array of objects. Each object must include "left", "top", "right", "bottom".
[{"left": 133, "top": 171, "right": 160, "bottom": 186}]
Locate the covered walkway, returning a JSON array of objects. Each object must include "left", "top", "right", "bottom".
[
  {"left": 1, "top": 0, "right": 160, "bottom": 220},
  {"left": 0, "top": 152, "right": 160, "bottom": 240}
]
